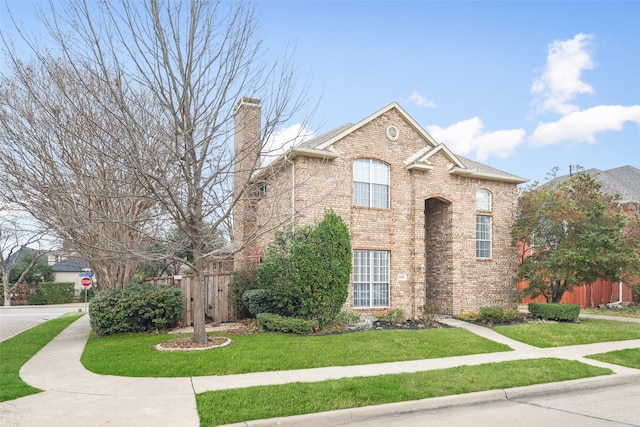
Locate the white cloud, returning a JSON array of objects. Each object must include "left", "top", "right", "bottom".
[
  {"left": 427, "top": 117, "right": 525, "bottom": 161},
  {"left": 262, "top": 124, "right": 315, "bottom": 167},
  {"left": 531, "top": 33, "right": 595, "bottom": 115},
  {"left": 530, "top": 105, "right": 640, "bottom": 146},
  {"left": 406, "top": 91, "right": 437, "bottom": 109}
]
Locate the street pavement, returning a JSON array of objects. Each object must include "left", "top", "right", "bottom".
[
  {"left": 0, "top": 312, "right": 638, "bottom": 426},
  {"left": 0, "top": 303, "right": 86, "bottom": 341}
]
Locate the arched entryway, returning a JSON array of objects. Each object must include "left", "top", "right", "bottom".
[{"left": 424, "top": 197, "right": 453, "bottom": 314}]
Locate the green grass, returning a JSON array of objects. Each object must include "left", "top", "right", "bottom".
[
  {"left": 81, "top": 328, "right": 511, "bottom": 377},
  {"left": 582, "top": 306, "right": 640, "bottom": 319},
  {"left": 0, "top": 313, "right": 84, "bottom": 402},
  {"left": 196, "top": 358, "right": 612, "bottom": 426},
  {"left": 492, "top": 318, "right": 640, "bottom": 347},
  {"left": 587, "top": 348, "right": 640, "bottom": 369}
]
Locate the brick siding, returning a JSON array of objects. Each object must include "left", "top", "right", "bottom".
[{"left": 234, "top": 104, "right": 520, "bottom": 317}]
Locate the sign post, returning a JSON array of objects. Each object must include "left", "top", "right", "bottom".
[{"left": 81, "top": 277, "right": 92, "bottom": 312}]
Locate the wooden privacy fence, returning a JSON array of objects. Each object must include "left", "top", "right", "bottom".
[
  {"left": 147, "top": 273, "right": 236, "bottom": 327},
  {"left": 518, "top": 278, "right": 633, "bottom": 308}
]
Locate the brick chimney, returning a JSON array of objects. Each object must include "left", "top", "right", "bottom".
[{"left": 233, "top": 97, "right": 261, "bottom": 261}]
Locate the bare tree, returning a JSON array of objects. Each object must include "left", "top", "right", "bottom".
[
  {"left": 0, "top": 58, "right": 165, "bottom": 290},
  {"left": 1, "top": 0, "right": 309, "bottom": 344},
  {"left": 0, "top": 205, "right": 51, "bottom": 306}
]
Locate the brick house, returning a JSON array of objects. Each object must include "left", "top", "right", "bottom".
[{"left": 233, "top": 98, "right": 527, "bottom": 317}]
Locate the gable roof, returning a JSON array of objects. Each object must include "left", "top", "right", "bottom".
[
  {"left": 452, "top": 156, "right": 528, "bottom": 183},
  {"left": 256, "top": 102, "right": 527, "bottom": 184},
  {"left": 302, "top": 102, "right": 439, "bottom": 151},
  {"left": 547, "top": 165, "right": 640, "bottom": 203},
  {"left": 405, "top": 144, "right": 466, "bottom": 172}
]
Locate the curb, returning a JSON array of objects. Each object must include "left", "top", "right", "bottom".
[
  {"left": 220, "top": 372, "right": 640, "bottom": 427},
  {"left": 0, "top": 303, "right": 86, "bottom": 310}
]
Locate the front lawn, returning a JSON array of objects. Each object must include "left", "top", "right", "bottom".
[
  {"left": 81, "top": 328, "right": 511, "bottom": 377},
  {"left": 492, "top": 318, "right": 640, "bottom": 347},
  {"left": 196, "top": 358, "right": 612, "bottom": 426},
  {"left": 582, "top": 306, "right": 640, "bottom": 319},
  {"left": 0, "top": 313, "right": 84, "bottom": 402},
  {"left": 587, "top": 348, "right": 640, "bottom": 369}
]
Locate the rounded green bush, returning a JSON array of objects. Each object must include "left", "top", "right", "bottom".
[
  {"left": 256, "top": 210, "right": 351, "bottom": 328},
  {"left": 230, "top": 265, "right": 259, "bottom": 317},
  {"left": 528, "top": 302, "right": 580, "bottom": 321},
  {"left": 89, "top": 283, "right": 183, "bottom": 336}
]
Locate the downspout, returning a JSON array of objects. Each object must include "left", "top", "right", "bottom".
[
  {"left": 285, "top": 155, "right": 295, "bottom": 230},
  {"left": 607, "top": 280, "right": 623, "bottom": 308}
]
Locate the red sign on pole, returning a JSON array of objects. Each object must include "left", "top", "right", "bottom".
[{"left": 81, "top": 277, "right": 93, "bottom": 287}]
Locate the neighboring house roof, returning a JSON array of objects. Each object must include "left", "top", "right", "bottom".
[
  {"left": 51, "top": 256, "right": 90, "bottom": 272},
  {"left": 257, "top": 102, "right": 527, "bottom": 184},
  {"left": 547, "top": 165, "right": 640, "bottom": 204},
  {"left": 5, "top": 247, "right": 46, "bottom": 267}
]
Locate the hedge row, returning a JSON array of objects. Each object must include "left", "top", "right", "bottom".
[
  {"left": 528, "top": 303, "right": 580, "bottom": 321},
  {"left": 477, "top": 306, "right": 522, "bottom": 324},
  {"left": 256, "top": 313, "right": 317, "bottom": 335},
  {"left": 27, "top": 282, "right": 75, "bottom": 305}
]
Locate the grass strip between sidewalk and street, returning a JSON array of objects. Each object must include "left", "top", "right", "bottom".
[
  {"left": 196, "top": 358, "right": 612, "bottom": 426},
  {"left": 81, "top": 328, "right": 511, "bottom": 377},
  {"left": 581, "top": 307, "right": 640, "bottom": 319},
  {"left": 587, "top": 348, "right": 640, "bottom": 369},
  {"left": 492, "top": 318, "right": 640, "bottom": 348},
  {"left": 0, "top": 312, "right": 84, "bottom": 402}
]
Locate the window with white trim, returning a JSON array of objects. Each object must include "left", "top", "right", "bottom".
[
  {"left": 476, "top": 189, "right": 491, "bottom": 211},
  {"left": 353, "top": 250, "right": 389, "bottom": 307},
  {"left": 353, "top": 159, "right": 390, "bottom": 208},
  {"left": 475, "top": 189, "right": 492, "bottom": 258}
]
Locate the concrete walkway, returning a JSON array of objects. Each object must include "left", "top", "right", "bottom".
[{"left": 0, "top": 315, "right": 639, "bottom": 427}]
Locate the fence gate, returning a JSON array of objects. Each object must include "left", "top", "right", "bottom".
[{"left": 148, "top": 273, "right": 235, "bottom": 327}]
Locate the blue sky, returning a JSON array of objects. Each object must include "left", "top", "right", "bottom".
[
  {"left": 3, "top": 1, "right": 638, "bottom": 184},
  {"left": 257, "top": 1, "right": 640, "bottom": 183}
]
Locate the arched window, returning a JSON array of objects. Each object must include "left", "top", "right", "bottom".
[
  {"left": 353, "top": 159, "right": 390, "bottom": 208},
  {"left": 476, "top": 189, "right": 492, "bottom": 258}
]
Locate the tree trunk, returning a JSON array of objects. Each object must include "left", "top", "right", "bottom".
[
  {"left": 191, "top": 271, "right": 207, "bottom": 345},
  {"left": 551, "top": 280, "right": 565, "bottom": 303},
  {"left": 3, "top": 283, "right": 10, "bottom": 307}
]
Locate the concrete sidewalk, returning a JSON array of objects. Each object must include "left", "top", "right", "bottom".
[{"left": 1, "top": 315, "right": 639, "bottom": 427}]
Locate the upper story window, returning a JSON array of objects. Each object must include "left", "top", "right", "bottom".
[
  {"left": 353, "top": 158, "right": 390, "bottom": 208},
  {"left": 476, "top": 189, "right": 491, "bottom": 211},
  {"left": 475, "top": 189, "right": 492, "bottom": 258}
]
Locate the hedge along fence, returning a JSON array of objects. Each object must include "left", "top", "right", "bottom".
[
  {"left": 528, "top": 303, "right": 581, "bottom": 321},
  {"left": 27, "top": 282, "right": 75, "bottom": 305},
  {"left": 0, "top": 283, "right": 37, "bottom": 305}
]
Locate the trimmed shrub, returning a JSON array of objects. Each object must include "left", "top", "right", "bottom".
[
  {"left": 335, "top": 309, "right": 362, "bottom": 326},
  {"left": 456, "top": 311, "right": 480, "bottom": 322},
  {"left": 257, "top": 313, "right": 317, "bottom": 335},
  {"left": 528, "top": 303, "right": 580, "bottom": 321},
  {"left": 377, "top": 308, "right": 405, "bottom": 324},
  {"left": 242, "top": 289, "right": 284, "bottom": 317},
  {"left": 476, "top": 306, "right": 522, "bottom": 324},
  {"left": 230, "top": 265, "right": 259, "bottom": 317},
  {"left": 257, "top": 210, "right": 352, "bottom": 327},
  {"left": 27, "top": 282, "right": 75, "bottom": 305},
  {"left": 89, "top": 283, "right": 183, "bottom": 336}
]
